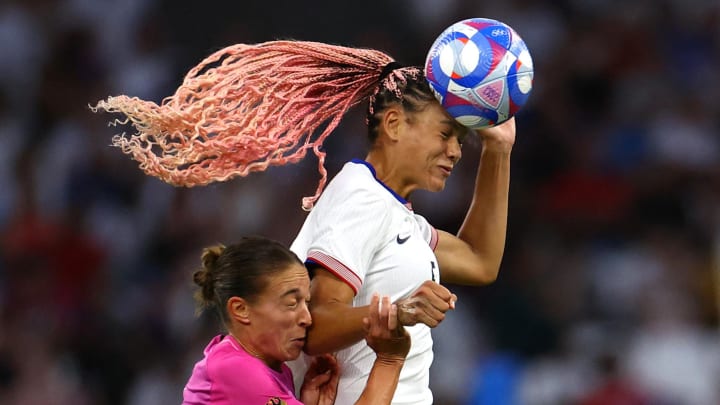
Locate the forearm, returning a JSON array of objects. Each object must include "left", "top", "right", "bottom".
[
  {"left": 354, "top": 356, "right": 405, "bottom": 405},
  {"left": 305, "top": 303, "right": 369, "bottom": 355},
  {"left": 457, "top": 143, "right": 511, "bottom": 276}
]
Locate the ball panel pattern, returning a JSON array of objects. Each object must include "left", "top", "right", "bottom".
[{"left": 424, "top": 18, "right": 534, "bottom": 129}]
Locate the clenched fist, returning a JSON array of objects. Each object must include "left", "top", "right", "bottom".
[{"left": 395, "top": 281, "right": 457, "bottom": 328}]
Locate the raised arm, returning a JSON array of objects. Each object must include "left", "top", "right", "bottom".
[{"left": 434, "top": 117, "right": 516, "bottom": 286}]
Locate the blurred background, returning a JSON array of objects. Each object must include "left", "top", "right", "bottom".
[{"left": 1, "top": 0, "right": 719, "bottom": 404}]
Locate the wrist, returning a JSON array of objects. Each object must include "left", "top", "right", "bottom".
[
  {"left": 395, "top": 301, "right": 412, "bottom": 326},
  {"left": 375, "top": 353, "right": 406, "bottom": 365},
  {"left": 299, "top": 387, "right": 318, "bottom": 405},
  {"left": 480, "top": 138, "right": 513, "bottom": 154}
]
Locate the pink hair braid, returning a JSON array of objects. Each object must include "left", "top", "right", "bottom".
[{"left": 91, "top": 40, "right": 397, "bottom": 210}]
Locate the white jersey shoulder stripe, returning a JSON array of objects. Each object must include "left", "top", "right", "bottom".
[{"left": 306, "top": 251, "right": 362, "bottom": 294}]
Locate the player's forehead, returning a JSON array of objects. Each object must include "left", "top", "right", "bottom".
[
  {"left": 414, "top": 102, "right": 468, "bottom": 134},
  {"left": 262, "top": 263, "right": 310, "bottom": 298}
]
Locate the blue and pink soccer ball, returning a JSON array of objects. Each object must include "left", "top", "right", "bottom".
[{"left": 425, "top": 18, "right": 534, "bottom": 129}]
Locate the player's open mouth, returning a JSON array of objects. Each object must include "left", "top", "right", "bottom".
[{"left": 439, "top": 165, "right": 453, "bottom": 176}]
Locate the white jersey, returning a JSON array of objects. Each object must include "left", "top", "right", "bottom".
[{"left": 290, "top": 159, "right": 439, "bottom": 405}]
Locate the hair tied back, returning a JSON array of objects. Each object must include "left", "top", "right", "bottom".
[{"left": 379, "top": 61, "right": 404, "bottom": 82}]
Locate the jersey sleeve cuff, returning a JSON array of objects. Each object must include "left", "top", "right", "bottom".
[
  {"left": 429, "top": 226, "right": 439, "bottom": 251},
  {"left": 306, "top": 251, "right": 362, "bottom": 295}
]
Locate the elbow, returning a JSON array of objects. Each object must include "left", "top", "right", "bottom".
[
  {"left": 474, "top": 270, "right": 498, "bottom": 285},
  {"left": 481, "top": 270, "right": 499, "bottom": 285},
  {"left": 477, "top": 256, "right": 504, "bottom": 285},
  {"left": 471, "top": 262, "right": 501, "bottom": 285},
  {"left": 445, "top": 260, "right": 501, "bottom": 286}
]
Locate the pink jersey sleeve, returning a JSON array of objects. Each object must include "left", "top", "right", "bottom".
[
  {"left": 184, "top": 336, "right": 303, "bottom": 405},
  {"left": 210, "top": 354, "right": 301, "bottom": 405}
]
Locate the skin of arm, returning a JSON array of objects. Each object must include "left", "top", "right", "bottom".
[
  {"left": 301, "top": 295, "right": 409, "bottom": 405},
  {"left": 305, "top": 268, "right": 455, "bottom": 355},
  {"left": 304, "top": 112, "right": 511, "bottom": 354},
  {"left": 354, "top": 356, "right": 405, "bottom": 405},
  {"left": 354, "top": 294, "right": 410, "bottom": 405},
  {"left": 304, "top": 268, "right": 370, "bottom": 355},
  {"left": 434, "top": 118, "right": 515, "bottom": 286}
]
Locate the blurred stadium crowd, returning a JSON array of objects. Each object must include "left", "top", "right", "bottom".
[{"left": 1, "top": 0, "right": 719, "bottom": 404}]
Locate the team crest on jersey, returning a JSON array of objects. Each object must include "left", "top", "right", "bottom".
[{"left": 265, "top": 398, "right": 287, "bottom": 405}]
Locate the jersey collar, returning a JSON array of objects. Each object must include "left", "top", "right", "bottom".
[{"left": 350, "top": 159, "right": 413, "bottom": 209}]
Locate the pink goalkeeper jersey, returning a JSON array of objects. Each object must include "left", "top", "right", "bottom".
[{"left": 183, "top": 335, "right": 302, "bottom": 405}]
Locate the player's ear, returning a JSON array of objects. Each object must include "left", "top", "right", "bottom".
[
  {"left": 380, "top": 106, "right": 404, "bottom": 142},
  {"left": 227, "top": 296, "right": 251, "bottom": 324}
]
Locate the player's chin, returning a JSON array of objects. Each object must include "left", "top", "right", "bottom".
[
  {"left": 285, "top": 342, "right": 305, "bottom": 361},
  {"left": 427, "top": 177, "right": 448, "bottom": 192}
]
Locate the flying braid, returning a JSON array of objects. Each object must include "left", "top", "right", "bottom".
[{"left": 91, "top": 40, "right": 422, "bottom": 210}]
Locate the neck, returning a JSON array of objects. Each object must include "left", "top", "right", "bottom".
[
  {"left": 228, "top": 331, "right": 282, "bottom": 372},
  {"left": 365, "top": 151, "right": 414, "bottom": 199}
]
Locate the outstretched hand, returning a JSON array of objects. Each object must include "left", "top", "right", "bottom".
[
  {"left": 364, "top": 293, "right": 410, "bottom": 361},
  {"left": 394, "top": 281, "right": 457, "bottom": 328},
  {"left": 476, "top": 117, "right": 516, "bottom": 151},
  {"left": 299, "top": 354, "right": 339, "bottom": 405}
]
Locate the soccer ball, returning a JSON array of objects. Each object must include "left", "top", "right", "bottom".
[{"left": 424, "top": 18, "right": 534, "bottom": 129}]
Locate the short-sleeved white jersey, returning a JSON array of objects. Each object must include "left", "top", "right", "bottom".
[{"left": 291, "top": 159, "right": 439, "bottom": 405}]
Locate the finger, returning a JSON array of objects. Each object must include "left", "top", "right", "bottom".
[
  {"left": 328, "top": 355, "right": 339, "bottom": 374},
  {"left": 319, "top": 353, "right": 338, "bottom": 373},
  {"left": 311, "top": 371, "right": 332, "bottom": 386},
  {"left": 428, "top": 282, "right": 454, "bottom": 302},
  {"left": 397, "top": 296, "right": 444, "bottom": 326},
  {"left": 414, "top": 281, "right": 453, "bottom": 303},
  {"left": 417, "top": 294, "right": 452, "bottom": 313},
  {"left": 388, "top": 303, "right": 398, "bottom": 331},
  {"left": 415, "top": 311, "right": 440, "bottom": 328},
  {"left": 369, "top": 292, "right": 380, "bottom": 328},
  {"left": 379, "top": 295, "right": 391, "bottom": 331},
  {"left": 304, "top": 357, "right": 320, "bottom": 378},
  {"left": 307, "top": 373, "right": 333, "bottom": 390},
  {"left": 316, "top": 354, "right": 335, "bottom": 372},
  {"left": 414, "top": 304, "right": 445, "bottom": 327},
  {"left": 449, "top": 293, "right": 458, "bottom": 309}
]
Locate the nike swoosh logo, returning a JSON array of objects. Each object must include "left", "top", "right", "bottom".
[{"left": 396, "top": 234, "right": 410, "bottom": 244}]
